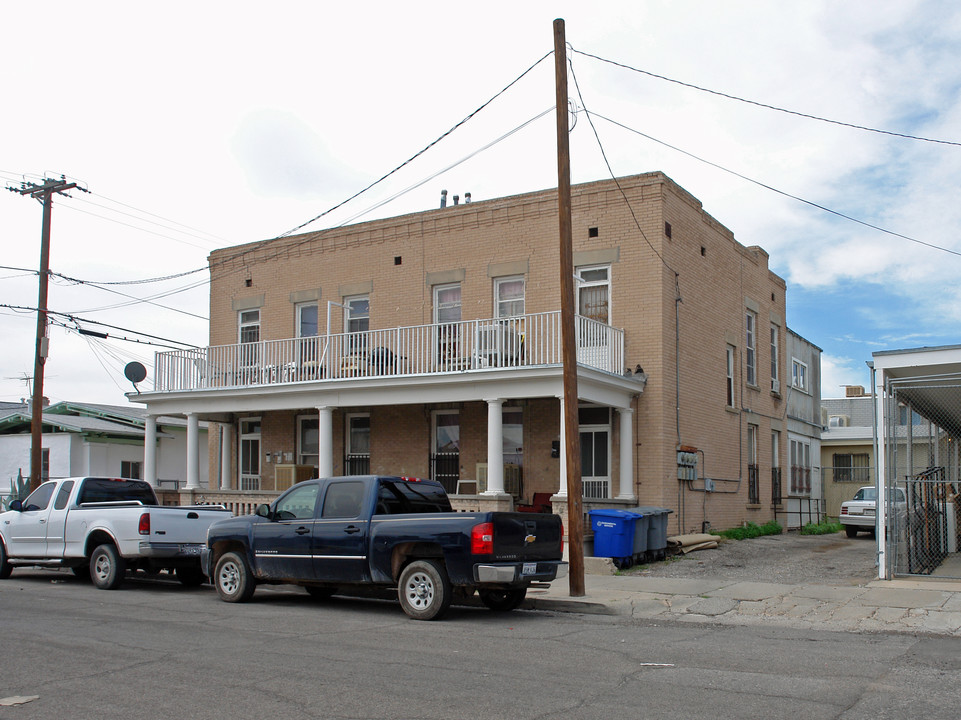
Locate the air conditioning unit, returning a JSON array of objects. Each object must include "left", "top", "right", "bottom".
[
  {"left": 828, "top": 415, "right": 849, "bottom": 428},
  {"left": 771, "top": 378, "right": 780, "bottom": 393}
]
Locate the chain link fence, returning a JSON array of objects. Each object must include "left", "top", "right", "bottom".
[{"left": 884, "top": 373, "right": 961, "bottom": 578}]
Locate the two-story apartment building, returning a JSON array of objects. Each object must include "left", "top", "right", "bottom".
[{"left": 131, "top": 172, "right": 790, "bottom": 535}]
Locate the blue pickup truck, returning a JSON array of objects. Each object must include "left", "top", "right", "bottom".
[{"left": 202, "top": 475, "right": 567, "bottom": 620}]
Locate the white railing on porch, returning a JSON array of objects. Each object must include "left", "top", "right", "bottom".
[{"left": 154, "top": 311, "right": 624, "bottom": 392}]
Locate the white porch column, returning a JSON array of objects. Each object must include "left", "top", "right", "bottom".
[
  {"left": 318, "top": 406, "right": 334, "bottom": 478},
  {"left": 617, "top": 407, "right": 636, "bottom": 500},
  {"left": 144, "top": 414, "right": 158, "bottom": 487},
  {"left": 483, "top": 398, "right": 506, "bottom": 495},
  {"left": 219, "top": 423, "right": 232, "bottom": 490},
  {"left": 556, "top": 396, "right": 567, "bottom": 497},
  {"left": 186, "top": 412, "right": 200, "bottom": 490}
]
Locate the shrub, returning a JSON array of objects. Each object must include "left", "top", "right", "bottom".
[
  {"left": 799, "top": 520, "right": 843, "bottom": 536},
  {"left": 714, "top": 520, "right": 782, "bottom": 541}
]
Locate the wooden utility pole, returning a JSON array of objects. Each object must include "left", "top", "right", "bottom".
[
  {"left": 13, "top": 177, "right": 77, "bottom": 492},
  {"left": 553, "top": 18, "right": 585, "bottom": 597}
]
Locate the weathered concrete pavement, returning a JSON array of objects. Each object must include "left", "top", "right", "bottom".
[{"left": 526, "top": 561, "right": 961, "bottom": 636}]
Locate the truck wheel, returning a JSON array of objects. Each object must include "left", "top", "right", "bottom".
[
  {"left": 845, "top": 525, "right": 858, "bottom": 538},
  {"left": 398, "top": 559, "right": 451, "bottom": 621},
  {"left": 479, "top": 587, "right": 527, "bottom": 612},
  {"left": 0, "top": 541, "right": 11, "bottom": 580},
  {"left": 90, "top": 544, "right": 126, "bottom": 590},
  {"left": 176, "top": 566, "right": 206, "bottom": 587},
  {"left": 214, "top": 552, "right": 255, "bottom": 602}
]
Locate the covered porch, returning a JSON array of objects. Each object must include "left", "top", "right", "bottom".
[{"left": 874, "top": 345, "right": 961, "bottom": 581}]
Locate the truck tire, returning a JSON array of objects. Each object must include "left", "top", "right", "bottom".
[
  {"left": 478, "top": 587, "right": 527, "bottom": 612},
  {"left": 214, "top": 551, "right": 255, "bottom": 602},
  {"left": 0, "top": 541, "right": 11, "bottom": 580},
  {"left": 90, "top": 544, "right": 126, "bottom": 590},
  {"left": 72, "top": 564, "right": 91, "bottom": 582},
  {"left": 845, "top": 525, "right": 858, "bottom": 538},
  {"left": 176, "top": 566, "right": 206, "bottom": 587},
  {"left": 398, "top": 559, "right": 452, "bottom": 621}
]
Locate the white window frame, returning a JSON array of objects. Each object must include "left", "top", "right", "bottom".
[
  {"left": 297, "top": 415, "right": 319, "bottom": 467},
  {"left": 296, "top": 302, "right": 319, "bottom": 338},
  {"left": 575, "top": 265, "right": 611, "bottom": 324},
  {"left": 726, "top": 344, "right": 736, "bottom": 408},
  {"left": 346, "top": 413, "right": 371, "bottom": 457},
  {"left": 239, "top": 309, "right": 260, "bottom": 344},
  {"left": 239, "top": 417, "right": 262, "bottom": 491},
  {"left": 790, "top": 437, "right": 812, "bottom": 495},
  {"left": 792, "top": 358, "right": 808, "bottom": 392},
  {"left": 770, "top": 324, "right": 779, "bottom": 392},
  {"left": 745, "top": 310, "right": 757, "bottom": 387},
  {"left": 494, "top": 276, "right": 525, "bottom": 319}
]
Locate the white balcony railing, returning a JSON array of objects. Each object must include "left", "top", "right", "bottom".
[{"left": 154, "top": 311, "right": 624, "bottom": 392}]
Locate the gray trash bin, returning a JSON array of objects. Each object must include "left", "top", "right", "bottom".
[{"left": 628, "top": 506, "right": 674, "bottom": 560}]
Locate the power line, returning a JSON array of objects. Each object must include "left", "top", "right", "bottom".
[
  {"left": 571, "top": 47, "right": 961, "bottom": 148},
  {"left": 585, "top": 109, "right": 961, "bottom": 258}
]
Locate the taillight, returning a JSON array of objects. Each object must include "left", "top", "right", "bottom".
[
  {"left": 138, "top": 512, "right": 151, "bottom": 535},
  {"left": 471, "top": 522, "right": 494, "bottom": 554},
  {"left": 840, "top": 507, "right": 848, "bottom": 515}
]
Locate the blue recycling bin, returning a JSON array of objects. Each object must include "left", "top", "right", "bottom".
[{"left": 590, "top": 509, "right": 640, "bottom": 567}]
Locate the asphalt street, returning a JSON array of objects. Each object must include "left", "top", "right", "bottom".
[{"left": 2, "top": 568, "right": 961, "bottom": 720}]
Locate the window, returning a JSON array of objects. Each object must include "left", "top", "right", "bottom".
[
  {"left": 726, "top": 345, "right": 736, "bottom": 407},
  {"left": 579, "top": 406, "right": 611, "bottom": 499},
  {"left": 239, "top": 417, "right": 261, "bottom": 491},
  {"left": 322, "top": 480, "right": 365, "bottom": 518},
  {"left": 502, "top": 408, "right": 524, "bottom": 498},
  {"left": 297, "top": 303, "right": 319, "bottom": 338},
  {"left": 792, "top": 359, "right": 808, "bottom": 391},
  {"left": 433, "top": 284, "right": 462, "bottom": 364},
  {"left": 345, "top": 413, "right": 371, "bottom": 475},
  {"left": 239, "top": 310, "right": 260, "bottom": 372},
  {"left": 54, "top": 480, "right": 74, "bottom": 510},
  {"left": 430, "top": 410, "right": 460, "bottom": 492},
  {"left": 771, "top": 431, "right": 782, "bottom": 505},
  {"left": 41, "top": 448, "right": 50, "bottom": 481},
  {"left": 376, "top": 479, "right": 452, "bottom": 515},
  {"left": 834, "top": 453, "right": 870, "bottom": 484},
  {"left": 22, "top": 482, "right": 55, "bottom": 512},
  {"left": 494, "top": 276, "right": 525, "bottom": 319},
  {"left": 344, "top": 296, "right": 369, "bottom": 353},
  {"left": 745, "top": 311, "right": 757, "bottom": 386},
  {"left": 121, "top": 461, "right": 142, "bottom": 480},
  {"left": 297, "top": 416, "right": 319, "bottom": 467},
  {"left": 790, "top": 438, "right": 812, "bottom": 495},
  {"left": 747, "top": 424, "right": 759, "bottom": 504},
  {"left": 239, "top": 309, "right": 260, "bottom": 344},
  {"left": 275, "top": 483, "right": 320, "bottom": 521},
  {"left": 576, "top": 266, "right": 610, "bottom": 323},
  {"left": 770, "top": 324, "right": 779, "bottom": 391}
]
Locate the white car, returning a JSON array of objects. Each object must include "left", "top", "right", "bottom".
[{"left": 839, "top": 486, "right": 906, "bottom": 538}]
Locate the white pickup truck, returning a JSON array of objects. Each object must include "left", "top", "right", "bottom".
[{"left": 0, "top": 476, "right": 232, "bottom": 589}]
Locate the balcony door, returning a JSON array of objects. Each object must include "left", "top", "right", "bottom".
[
  {"left": 433, "top": 283, "right": 461, "bottom": 368},
  {"left": 239, "top": 417, "right": 262, "bottom": 490},
  {"left": 576, "top": 266, "right": 611, "bottom": 367}
]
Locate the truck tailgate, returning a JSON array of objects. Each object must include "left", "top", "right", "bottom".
[
  {"left": 144, "top": 507, "right": 233, "bottom": 544},
  {"left": 491, "top": 512, "right": 563, "bottom": 561}
]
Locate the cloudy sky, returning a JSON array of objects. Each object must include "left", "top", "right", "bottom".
[{"left": 2, "top": 1, "right": 960, "bottom": 407}]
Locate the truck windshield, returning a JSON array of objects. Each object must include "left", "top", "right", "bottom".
[
  {"left": 376, "top": 480, "right": 452, "bottom": 515},
  {"left": 78, "top": 478, "right": 156, "bottom": 505}
]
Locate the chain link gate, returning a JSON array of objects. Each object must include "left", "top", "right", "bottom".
[{"left": 884, "top": 373, "right": 961, "bottom": 578}]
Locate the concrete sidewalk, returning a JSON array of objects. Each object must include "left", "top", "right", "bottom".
[{"left": 525, "top": 561, "right": 961, "bottom": 636}]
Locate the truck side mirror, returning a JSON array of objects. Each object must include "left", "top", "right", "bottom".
[
  {"left": 255, "top": 503, "right": 271, "bottom": 519},
  {"left": 8, "top": 500, "right": 22, "bottom": 512}
]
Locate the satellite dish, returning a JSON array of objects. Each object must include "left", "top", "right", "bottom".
[{"left": 124, "top": 362, "right": 147, "bottom": 391}]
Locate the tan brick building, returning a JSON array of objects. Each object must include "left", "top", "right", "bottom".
[{"left": 133, "top": 172, "right": 790, "bottom": 535}]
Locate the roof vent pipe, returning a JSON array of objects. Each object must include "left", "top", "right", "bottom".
[
  {"left": 453, "top": 195, "right": 459, "bottom": 205},
  {"left": 465, "top": 192, "right": 471, "bottom": 204},
  {"left": 440, "top": 189, "right": 448, "bottom": 209}
]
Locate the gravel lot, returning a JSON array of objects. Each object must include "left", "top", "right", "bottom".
[{"left": 624, "top": 530, "right": 879, "bottom": 585}]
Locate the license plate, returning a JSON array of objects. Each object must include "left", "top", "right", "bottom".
[
  {"left": 180, "top": 545, "right": 202, "bottom": 555},
  {"left": 522, "top": 562, "right": 537, "bottom": 575},
  {"left": 864, "top": 508, "right": 875, "bottom": 516}
]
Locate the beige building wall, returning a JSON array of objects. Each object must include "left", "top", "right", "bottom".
[{"left": 206, "top": 172, "right": 789, "bottom": 534}]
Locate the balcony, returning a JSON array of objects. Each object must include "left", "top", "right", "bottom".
[{"left": 154, "top": 311, "right": 625, "bottom": 392}]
